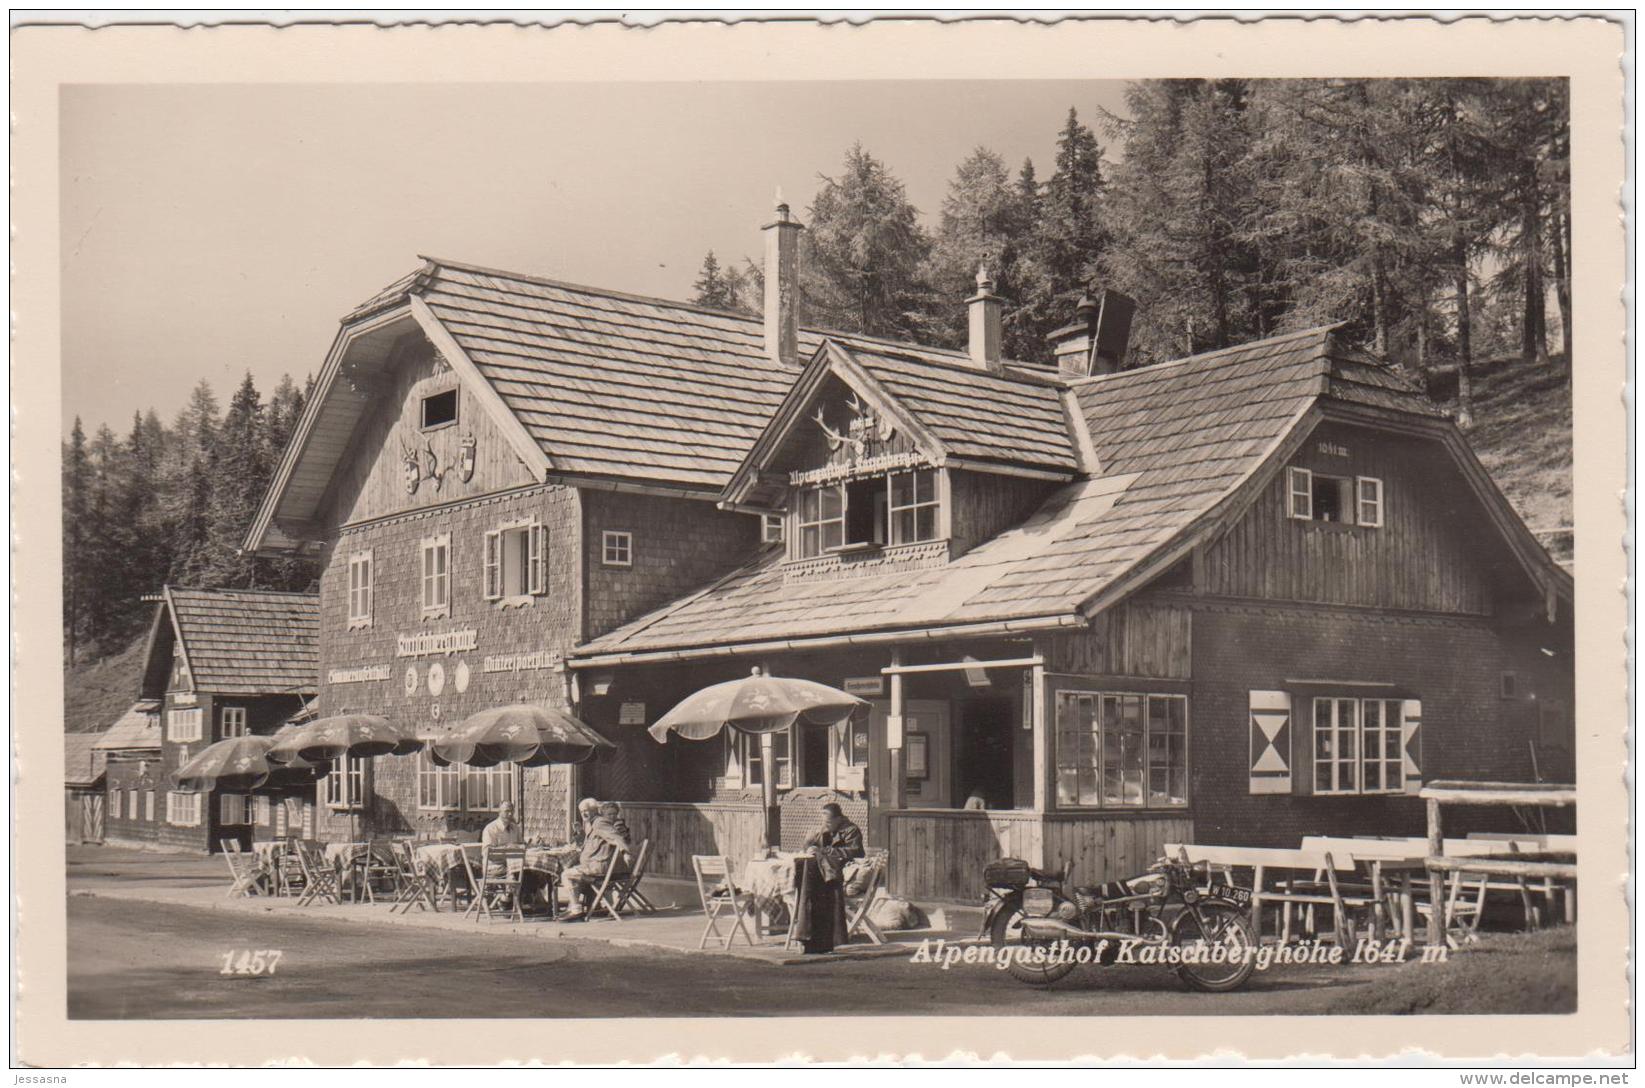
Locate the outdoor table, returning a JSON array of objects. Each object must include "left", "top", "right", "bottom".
[
  {"left": 413, "top": 843, "right": 468, "bottom": 906},
  {"left": 740, "top": 853, "right": 805, "bottom": 936},
  {"left": 518, "top": 845, "right": 576, "bottom": 916},
  {"left": 325, "top": 842, "right": 394, "bottom": 903}
]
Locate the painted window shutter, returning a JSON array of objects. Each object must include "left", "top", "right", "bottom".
[
  {"left": 529, "top": 524, "right": 548, "bottom": 595},
  {"left": 1401, "top": 698, "right": 1423, "bottom": 794},
  {"left": 483, "top": 530, "right": 501, "bottom": 600},
  {"left": 1248, "top": 690, "right": 1292, "bottom": 794}
]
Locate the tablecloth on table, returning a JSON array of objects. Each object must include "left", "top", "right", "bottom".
[{"left": 412, "top": 843, "right": 572, "bottom": 877}]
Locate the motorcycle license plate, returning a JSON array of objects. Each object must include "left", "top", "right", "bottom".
[
  {"left": 1023, "top": 888, "right": 1056, "bottom": 916},
  {"left": 1208, "top": 882, "right": 1252, "bottom": 907}
]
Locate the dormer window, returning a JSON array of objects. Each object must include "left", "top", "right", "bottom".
[
  {"left": 794, "top": 468, "right": 941, "bottom": 559},
  {"left": 1287, "top": 467, "right": 1384, "bottom": 528},
  {"left": 421, "top": 388, "right": 458, "bottom": 430}
]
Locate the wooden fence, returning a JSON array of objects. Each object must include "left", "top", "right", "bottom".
[{"left": 616, "top": 801, "right": 767, "bottom": 880}]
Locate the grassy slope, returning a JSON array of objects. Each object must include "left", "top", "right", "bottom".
[
  {"left": 1458, "top": 356, "right": 1574, "bottom": 563},
  {"left": 59, "top": 358, "right": 1572, "bottom": 730},
  {"left": 63, "top": 635, "right": 148, "bottom": 734}
]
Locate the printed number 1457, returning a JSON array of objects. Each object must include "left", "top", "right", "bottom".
[{"left": 219, "top": 950, "right": 283, "bottom": 976}]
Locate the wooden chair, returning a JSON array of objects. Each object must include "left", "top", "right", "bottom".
[
  {"left": 220, "top": 839, "right": 263, "bottom": 898},
  {"left": 692, "top": 855, "right": 756, "bottom": 950},
  {"left": 844, "top": 849, "right": 889, "bottom": 946},
  {"left": 461, "top": 844, "right": 526, "bottom": 923},
  {"left": 1415, "top": 868, "right": 1491, "bottom": 948},
  {"left": 293, "top": 840, "right": 340, "bottom": 907},
  {"left": 609, "top": 840, "right": 658, "bottom": 915},
  {"left": 587, "top": 841, "right": 649, "bottom": 923},
  {"left": 389, "top": 840, "right": 438, "bottom": 914}
]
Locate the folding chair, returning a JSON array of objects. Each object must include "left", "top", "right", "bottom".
[
  {"left": 293, "top": 840, "right": 341, "bottom": 906},
  {"left": 357, "top": 841, "right": 399, "bottom": 905},
  {"left": 608, "top": 840, "right": 659, "bottom": 915},
  {"left": 220, "top": 840, "right": 264, "bottom": 899},
  {"left": 692, "top": 855, "right": 756, "bottom": 950},
  {"left": 465, "top": 845, "right": 527, "bottom": 924},
  {"left": 844, "top": 849, "right": 889, "bottom": 946},
  {"left": 390, "top": 840, "right": 438, "bottom": 914},
  {"left": 586, "top": 844, "right": 640, "bottom": 923}
]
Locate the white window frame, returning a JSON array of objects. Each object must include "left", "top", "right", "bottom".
[
  {"left": 324, "top": 755, "right": 368, "bottom": 811},
  {"left": 1053, "top": 691, "right": 1189, "bottom": 810},
  {"left": 220, "top": 705, "right": 247, "bottom": 739},
  {"left": 253, "top": 794, "right": 270, "bottom": 825},
  {"left": 347, "top": 549, "right": 374, "bottom": 628},
  {"left": 167, "top": 707, "right": 203, "bottom": 742},
  {"left": 417, "top": 752, "right": 462, "bottom": 811},
  {"left": 167, "top": 791, "right": 202, "bottom": 827},
  {"left": 462, "top": 764, "right": 517, "bottom": 813},
  {"left": 421, "top": 533, "right": 451, "bottom": 618},
  {"left": 1311, "top": 696, "right": 1405, "bottom": 796},
  {"left": 145, "top": 791, "right": 156, "bottom": 821},
  {"left": 601, "top": 530, "right": 633, "bottom": 568},
  {"left": 728, "top": 728, "right": 792, "bottom": 790},
  {"left": 795, "top": 485, "right": 845, "bottom": 558},
  {"left": 761, "top": 513, "right": 785, "bottom": 544},
  {"left": 887, "top": 468, "right": 941, "bottom": 545},
  {"left": 1356, "top": 476, "right": 1385, "bottom": 527},
  {"left": 485, "top": 520, "right": 548, "bottom": 604},
  {"left": 220, "top": 793, "right": 248, "bottom": 825}
]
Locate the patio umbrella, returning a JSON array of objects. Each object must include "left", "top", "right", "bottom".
[
  {"left": 294, "top": 713, "right": 420, "bottom": 763},
  {"left": 173, "top": 734, "right": 279, "bottom": 793},
  {"left": 264, "top": 723, "right": 325, "bottom": 770},
  {"left": 432, "top": 704, "right": 615, "bottom": 768},
  {"left": 648, "top": 666, "right": 867, "bottom": 743}
]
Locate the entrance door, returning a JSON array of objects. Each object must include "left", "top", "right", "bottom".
[
  {"left": 83, "top": 793, "right": 105, "bottom": 844},
  {"left": 867, "top": 699, "right": 952, "bottom": 819},
  {"left": 957, "top": 695, "right": 1017, "bottom": 809}
]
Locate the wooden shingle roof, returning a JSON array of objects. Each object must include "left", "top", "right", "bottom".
[
  {"left": 164, "top": 587, "right": 319, "bottom": 697},
  {"left": 92, "top": 699, "right": 162, "bottom": 752},
  {"left": 837, "top": 342, "right": 1079, "bottom": 473},
  {"left": 65, "top": 732, "right": 107, "bottom": 787},
  {"left": 572, "top": 327, "right": 1442, "bottom": 661}
]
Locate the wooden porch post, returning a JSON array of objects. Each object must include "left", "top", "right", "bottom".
[
  {"left": 1030, "top": 647, "right": 1048, "bottom": 870},
  {"left": 888, "top": 649, "right": 907, "bottom": 815}
]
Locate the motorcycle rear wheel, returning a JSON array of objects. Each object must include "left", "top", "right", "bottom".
[
  {"left": 1171, "top": 902, "right": 1258, "bottom": 993},
  {"left": 989, "top": 904, "right": 1077, "bottom": 985}
]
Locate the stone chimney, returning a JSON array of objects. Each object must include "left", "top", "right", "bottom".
[
  {"left": 966, "top": 266, "right": 1005, "bottom": 374},
  {"left": 1047, "top": 288, "right": 1137, "bottom": 379},
  {"left": 763, "top": 195, "right": 804, "bottom": 367}
]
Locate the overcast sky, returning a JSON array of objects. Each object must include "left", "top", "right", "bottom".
[{"left": 60, "top": 80, "right": 1129, "bottom": 435}]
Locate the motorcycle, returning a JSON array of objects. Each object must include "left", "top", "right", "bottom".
[{"left": 980, "top": 854, "right": 1258, "bottom": 992}]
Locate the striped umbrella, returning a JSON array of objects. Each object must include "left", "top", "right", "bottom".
[
  {"left": 173, "top": 735, "right": 278, "bottom": 793},
  {"left": 648, "top": 667, "right": 867, "bottom": 743},
  {"left": 294, "top": 713, "right": 420, "bottom": 763},
  {"left": 432, "top": 704, "right": 615, "bottom": 768}
]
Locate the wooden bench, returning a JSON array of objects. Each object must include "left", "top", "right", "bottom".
[{"left": 1164, "top": 843, "right": 1366, "bottom": 947}]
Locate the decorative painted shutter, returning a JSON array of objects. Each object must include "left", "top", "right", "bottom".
[
  {"left": 1400, "top": 698, "right": 1423, "bottom": 794},
  {"left": 483, "top": 530, "right": 502, "bottom": 600},
  {"left": 529, "top": 524, "right": 548, "bottom": 595},
  {"left": 1248, "top": 690, "right": 1292, "bottom": 794}
]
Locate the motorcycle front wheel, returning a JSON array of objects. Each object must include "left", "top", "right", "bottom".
[
  {"left": 1170, "top": 901, "right": 1258, "bottom": 993},
  {"left": 988, "top": 902, "right": 1078, "bottom": 985}
]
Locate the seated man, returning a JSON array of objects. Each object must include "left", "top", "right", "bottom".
[
  {"left": 571, "top": 798, "right": 600, "bottom": 846},
  {"left": 803, "top": 802, "right": 865, "bottom": 883},
  {"left": 480, "top": 801, "right": 523, "bottom": 880},
  {"left": 557, "top": 802, "right": 632, "bottom": 921}
]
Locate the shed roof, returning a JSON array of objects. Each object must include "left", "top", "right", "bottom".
[
  {"left": 92, "top": 699, "right": 162, "bottom": 752},
  {"left": 571, "top": 327, "right": 1501, "bottom": 662},
  {"left": 65, "top": 732, "right": 107, "bottom": 787},
  {"left": 163, "top": 587, "right": 320, "bottom": 696}
]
